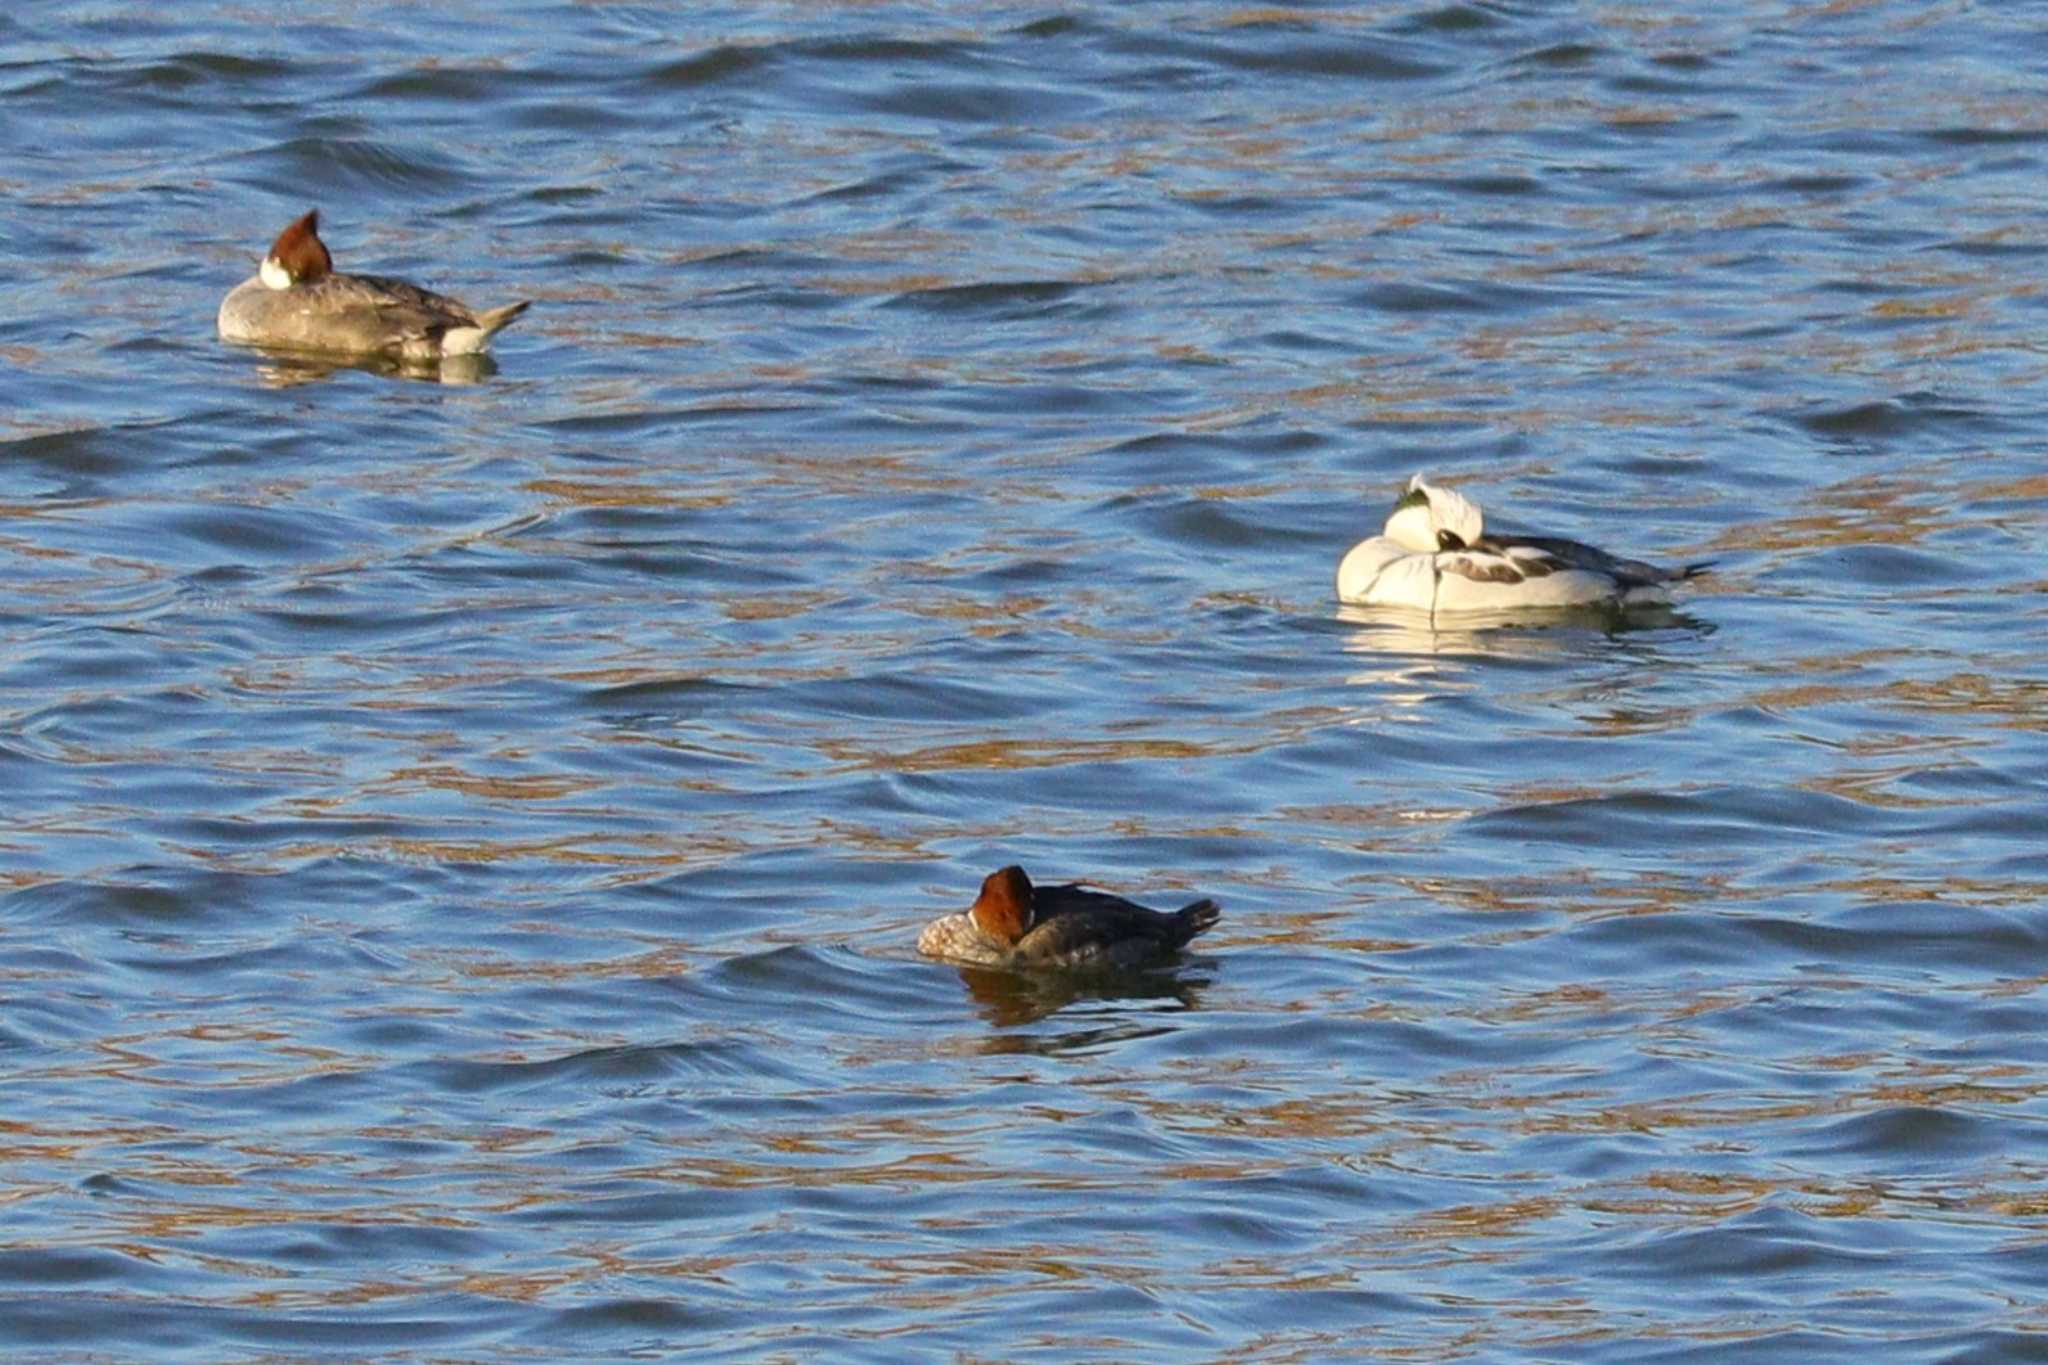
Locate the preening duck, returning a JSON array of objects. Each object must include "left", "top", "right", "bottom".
[
  {"left": 1337, "top": 474, "right": 1710, "bottom": 613},
  {"left": 917, "top": 866, "right": 1221, "bottom": 971},
  {"left": 218, "top": 210, "right": 530, "bottom": 362}
]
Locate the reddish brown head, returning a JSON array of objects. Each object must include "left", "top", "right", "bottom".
[
  {"left": 265, "top": 210, "right": 332, "bottom": 284},
  {"left": 969, "top": 865, "right": 1035, "bottom": 945}
]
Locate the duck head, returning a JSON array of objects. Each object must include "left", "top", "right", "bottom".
[
  {"left": 969, "top": 865, "right": 1036, "bottom": 945},
  {"left": 258, "top": 210, "right": 334, "bottom": 290},
  {"left": 1382, "top": 473, "right": 1483, "bottom": 553}
]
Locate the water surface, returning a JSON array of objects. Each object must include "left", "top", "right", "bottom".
[{"left": 4, "top": 2, "right": 2048, "bottom": 1359}]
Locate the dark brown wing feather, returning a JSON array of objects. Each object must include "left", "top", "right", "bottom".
[
  {"left": 1020, "top": 883, "right": 1221, "bottom": 963},
  {"left": 1439, "top": 552, "right": 1527, "bottom": 585}
]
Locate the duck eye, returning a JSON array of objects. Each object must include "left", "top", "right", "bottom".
[{"left": 1437, "top": 530, "right": 1466, "bottom": 551}]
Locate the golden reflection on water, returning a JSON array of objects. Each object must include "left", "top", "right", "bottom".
[
  {"left": 13, "top": 1006, "right": 2045, "bottom": 1340},
  {"left": 5, "top": 7, "right": 2046, "bottom": 1356},
  {"left": 820, "top": 735, "right": 1220, "bottom": 773},
  {"left": 523, "top": 477, "right": 731, "bottom": 510},
  {"left": 448, "top": 943, "right": 701, "bottom": 982},
  {"left": 1715, "top": 469, "right": 1960, "bottom": 552}
]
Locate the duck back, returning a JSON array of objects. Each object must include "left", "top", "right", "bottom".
[{"left": 1013, "top": 883, "right": 1221, "bottom": 969}]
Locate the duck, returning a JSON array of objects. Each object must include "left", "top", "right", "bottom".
[
  {"left": 917, "top": 865, "right": 1221, "bottom": 970},
  {"left": 1337, "top": 473, "right": 1710, "bottom": 613},
  {"left": 218, "top": 210, "right": 530, "bottom": 362}
]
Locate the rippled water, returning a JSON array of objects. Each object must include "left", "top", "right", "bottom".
[{"left": 5, "top": 2, "right": 2048, "bottom": 1359}]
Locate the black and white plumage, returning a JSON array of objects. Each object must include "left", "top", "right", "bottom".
[{"left": 1337, "top": 474, "right": 1710, "bottom": 613}]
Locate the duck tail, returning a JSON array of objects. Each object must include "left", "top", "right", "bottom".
[
  {"left": 1678, "top": 561, "right": 1715, "bottom": 580},
  {"left": 1176, "top": 899, "right": 1221, "bottom": 942},
  {"left": 475, "top": 300, "right": 533, "bottom": 335},
  {"left": 442, "top": 300, "right": 533, "bottom": 355}
]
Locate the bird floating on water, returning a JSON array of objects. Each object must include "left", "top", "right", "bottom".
[
  {"left": 219, "top": 209, "right": 530, "bottom": 362},
  {"left": 1337, "top": 473, "right": 1710, "bottom": 613},
  {"left": 917, "top": 865, "right": 1221, "bottom": 970}
]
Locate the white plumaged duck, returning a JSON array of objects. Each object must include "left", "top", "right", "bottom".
[
  {"left": 218, "top": 210, "right": 530, "bottom": 362},
  {"left": 1337, "top": 474, "right": 1710, "bottom": 613}
]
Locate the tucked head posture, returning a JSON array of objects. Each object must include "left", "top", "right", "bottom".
[
  {"left": 917, "top": 865, "right": 1221, "bottom": 971},
  {"left": 1381, "top": 474, "right": 1484, "bottom": 555},
  {"left": 1337, "top": 471, "right": 1710, "bottom": 614},
  {"left": 257, "top": 210, "right": 335, "bottom": 290},
  {"left": 218, "top": 209, "right": 531, "bottom": 363}
]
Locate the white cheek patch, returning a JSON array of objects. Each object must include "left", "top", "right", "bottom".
[
  {"left": 1382, "top": 502, "right": 1438, "bottom": 553},
  {"left": 258, "top": 256, "right": 294, "bottom": 290}
]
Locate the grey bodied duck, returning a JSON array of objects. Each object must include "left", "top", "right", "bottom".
[{"left": 219, "top": 210, "right": 530, "bottom": 362}]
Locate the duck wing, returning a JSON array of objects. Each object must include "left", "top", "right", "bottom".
[
  {"left": 300, "top": 273, "right": 483, "bottom": 349},
  {"left": 1437, "top": 543, "right": 1541, "bottom": 585},
  {"left": 337, "top": 272, "right": 481, "bottom": 322},
  {"left": 1459, "top": 533, "right": 1711, "bottom": 589},
  {"left": 1022, "top": 883, "right": 1221, "bottom": 963}
]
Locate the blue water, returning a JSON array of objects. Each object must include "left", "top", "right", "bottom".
[{"left": 4, "top": 3, "right": 2048, "bottom": 1359}]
